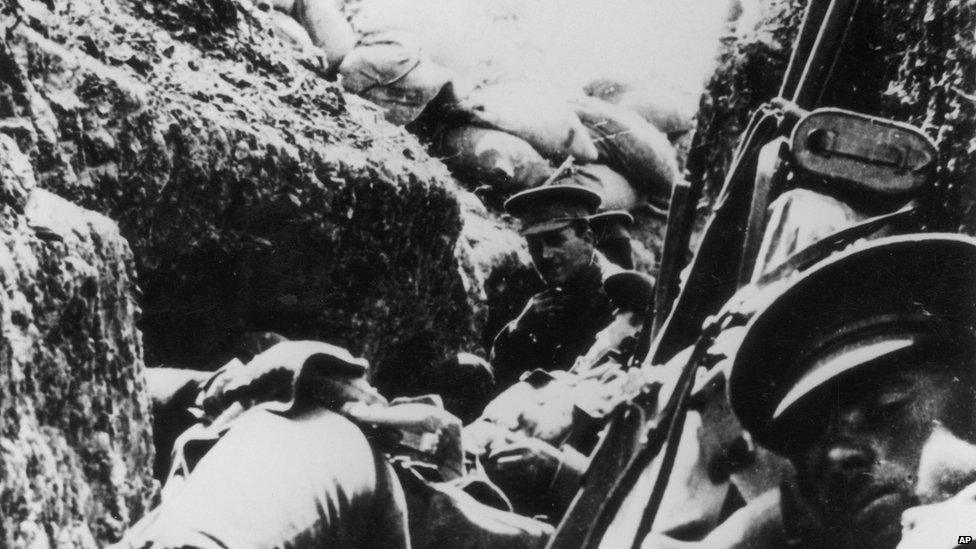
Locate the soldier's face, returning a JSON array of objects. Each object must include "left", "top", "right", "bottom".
[
  {"left": 788, "top": 365, "right": 976, "bottom": 548},
  {"left": 525, "top": 225, "right": 595, "bottom": 287}
]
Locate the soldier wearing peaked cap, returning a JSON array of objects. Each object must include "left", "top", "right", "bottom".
[
  {"left": 588, "top": 210, "right": 636, "bottom": 269},
  {"left": 709, "top": 233, "right": 976, "bottom": 549},
  {"left": 490, "top": 184, "right": 620, "bottom": 393},
  {"left": 503, "top": 183, "right": 603, "bottom": 236}
]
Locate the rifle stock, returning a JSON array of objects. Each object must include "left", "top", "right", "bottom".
[{"left": 649, "top": 0, "right": 862, "bottom": 364}]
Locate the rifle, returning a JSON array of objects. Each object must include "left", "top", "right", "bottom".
[
  {"left": 648, "top": 0, "right": 872, "bottom": 365},
  {"left": 547, "top": 1, "right": 867, "bottom": 547}
]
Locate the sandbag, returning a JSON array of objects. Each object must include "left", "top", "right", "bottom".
[
  {"left": 572, "top": 96, "right": 680, "bottom": 209},
  {"left": 584, "top": 79, "right": 696, "bottom": 137},
  {"left": 257, "top": 0, "right": 295, "bottom": 13},
  {"left": 270, "top": 11, "right": 316, "bottom": 49},
  {"left": 292, "top": 0, "right": 356, "bottom": 70},
  {"left": 340, "top": 33, "right": 453, "bottom": 125},
  {"left": 569, "top": 164, "right": 639, "bottom": 212},
  {"left": 458, "top": 83, "right": 599, "bottom": 163},
  {"left": 439, "top": 126, "right": 553, "bottom": 192}
]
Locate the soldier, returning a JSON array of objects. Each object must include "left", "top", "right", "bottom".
[
  {"left": 699, "top": 233, "right": 976, "bottom": 548},
  {"left": 587, "top": 210, "right": 636, "bottom": 269},
  {"left": 490, "top": 183, "right": 619, "bottom": 392},
  {"left": 119, "top": 341, "right": 552, "bottom": 549}
]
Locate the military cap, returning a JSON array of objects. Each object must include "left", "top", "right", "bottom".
[
  {"left": 504, "top": 182, "right": 602, "bottom": 235},
  {"left": 604, "top": 270, "right": 656, "bottom": 311},
  {"left": 728, "top": 233, "right": 976, "bottom": 454},
  {"left": 588, "top": 210, "right": 634, "bottom": 240},
  {"left": 250, "top": 340, "right": 370, "bottom": 378}
]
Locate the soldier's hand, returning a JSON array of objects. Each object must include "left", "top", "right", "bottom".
[{"left": 485, "top": 437, "right": 564, "bottom": 488}]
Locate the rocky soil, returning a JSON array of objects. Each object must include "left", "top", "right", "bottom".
[
  {"left": 0, "top": 0, "right": 529, "bottom": 387},
  {"left": 0, "top": 0, "right": 528, "bottom": 542},
  {"left": 0, "top": 135, "right": 155, "bottom": 546},
  {"left": 0, "top": 0, "right": 971, "bottom": 544}
]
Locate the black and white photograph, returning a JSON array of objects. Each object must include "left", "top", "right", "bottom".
[{"left": 1, "top": 0, "right": 974, "bottom": 546}]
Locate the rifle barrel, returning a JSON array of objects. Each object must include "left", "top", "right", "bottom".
[
  {"left": 792, "top": 0, "right": 862, "bottom": 108},
  {"left": 779, "top": 0, "right": 833, "bottom": 100},
  {"left": 648, "top": 179, "right": 694, "bottom": 344}
]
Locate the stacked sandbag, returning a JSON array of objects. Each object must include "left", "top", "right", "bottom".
[
  {"left": 257, "top": 0, "right": 456, "bottom": 125},
  {"left": 0, "top": 136, "right": 156, "bottom": 547},
  {"left": 457, "top": 82, "right": 599, "bottom": 163},
  {"left": 433, "top": 84, "right": 681, "bottom": 210},
  {"left": 584, "top": 78, "right": 697, "bottom": 138},
  {"left": 260, "top": 0, "right": 356, "bottom": 71},
  {"left": 293, "top": 0, "right": 356, "bottom": 67},
  {"left": 566, "top": 164, "right": 639, "bottom": 212},
  {"left": 572, "top": 96, "right": 681, "bottom": 210},
  {"left": 270, "top": 10, "right": 317, "bottom": 49},
  {"left": 340, "top": 30, "right": 454, "bottom": 125},
  {"left": 437, "top": 126, "right": 554, "bottom": 192}
]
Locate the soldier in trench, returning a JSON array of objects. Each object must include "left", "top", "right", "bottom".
[
  {"left": 118, "top": 233, "right": 976, "bottom": 549},
  {"left": 114, "top": 182, "right": 658, "bottom": 547},
  {"left": 488, "top": 182, "right": 621, "bottom": 392},
  {"left": 638, "top": 234, "right": 976, "bottom": 548}
]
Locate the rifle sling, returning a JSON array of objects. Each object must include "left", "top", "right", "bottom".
[
  {"left": 579, "top": 330, "right": 717, "bottom": 549},
  {"left": 648, "top": 111, "right": 780, "bottom": 365},
  {"left": 627, "top": 360, "right": 697, "bottom": 548}
]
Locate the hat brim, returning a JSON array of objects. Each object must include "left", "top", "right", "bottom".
[
  {"left": 588, "top": 210, "right": 634, "bottom": 228},
  {"left": 520, "top": 218, "right": 578, "bottom": 236},
  {"left": 504, "top": 185, "right": 603, "bottom": 219},
  {"left": 728, "top": 233, "right": 976, "bottom": 455}
]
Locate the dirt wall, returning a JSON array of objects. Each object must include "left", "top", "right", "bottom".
[
  {"left": 0, "top": 135, "right": 155, "bottom": 547},
  {"left": 0, "top": 0, "right": 521, "bottom": 385}
]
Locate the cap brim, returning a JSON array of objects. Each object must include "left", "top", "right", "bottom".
[
  {"left": 504, "top": 185, "right": 603, "bottom": 219},
  {"left": 588, "top": 210, "right": 634, "bottom": 226},
  {"left": 520, "top": 218, "right": 577, "bottom": 236},
  {"left": 728, "top": 233, "right": 976, "bottom": 454},
  {"left": 772, "top": 333, "right": 919, "bottom": 420}
]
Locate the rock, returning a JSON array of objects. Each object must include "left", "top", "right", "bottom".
[
  {"left": 453, "top": 190, "right": 541, "bottom": 352},
  {"left": 0, "top": 134, "right": 34, "bottom": 213},
  {"left": 0, "top": 0, "right": 508, "bottom": 382},
  {"left": 0, "top": 136, "right": 155, "bottom": 547}
]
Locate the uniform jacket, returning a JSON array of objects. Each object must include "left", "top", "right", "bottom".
[{"left": 489, "top": 256, "right": 616, "bottom": 392}]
